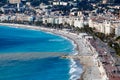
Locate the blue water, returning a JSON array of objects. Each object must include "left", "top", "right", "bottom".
[
  {"left": 0, "top": 25, "right": 82, "bottom": 80},
  {"left": 0, "top": 26, "right": 73, "bottom": 53}
]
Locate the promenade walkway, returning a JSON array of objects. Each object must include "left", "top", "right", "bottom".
[{"left": 89, "top": 38, "right": 120, "bottom": 80}]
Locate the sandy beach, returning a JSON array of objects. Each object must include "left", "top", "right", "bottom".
[{"left": 0, "top": 23, "right": 109, "bottom": 80}]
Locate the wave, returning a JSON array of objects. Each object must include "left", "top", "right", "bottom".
[{"left": 69, "top": 59, "right": 83, "bottom": 80}]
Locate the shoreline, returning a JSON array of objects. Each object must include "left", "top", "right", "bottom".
[{"left": 0, "top": 23, "right": 108, "bottom": 80}]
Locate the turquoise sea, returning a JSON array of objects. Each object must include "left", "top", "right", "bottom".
[{"left": 0, "top": 25, "right": 82, "bottom": 80}]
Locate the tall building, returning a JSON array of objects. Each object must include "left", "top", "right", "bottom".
[{"left": 9, "top": 0, "right": 21, "bottom": 4}]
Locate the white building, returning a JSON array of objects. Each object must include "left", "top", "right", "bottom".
[
  {"left": 42, "top": 17, "right": 49, "bottom": 24},
  {"left": 58, "top": 17, "right": 64, "bottom": 24},
  {"left": 53, "top": 1, "right": 68, "bottom": 6},
  {"left": 48, "top": 17, "right": 55, "bottom": 24},
  {"left": 88, "top": 18, "right": 113, "bottom": 34},
  {"left": 67, "top": 17, "right": 74, "bottom": 26},
  {"left": 60, "top": 2, "right": 68, "bottom": 6},
  {"left": 42, "top": 16, "right": 66, "bottom": 25},
  {"left": 54, "top": 18, "right": 59, "bottom": 24},
  {"left": 78, "top": 11, "right": 83, "bottom": 16},
  {"left": 0, "top": 15, "right": 10, "bottom": 21},
  {"left": 74, "top": 17, "right": 84, "bottom": 28},
  {"left": 104, "top": 20, "right": 113, "bottom": 34},
  {"left": 115, "top": 26, "right": 120, "bottom": 37},
  {"left": 53, "top": 2, "right": 59, "bottom": 5},
  {"left": 10, "top": 15, "right": 16, "bottom": 20}
]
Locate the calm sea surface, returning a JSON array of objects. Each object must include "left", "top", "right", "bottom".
[{"left": 0, "top": 25, "right": 82, "bottom": 80}]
